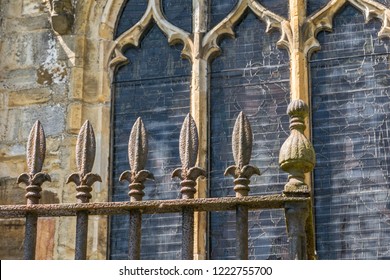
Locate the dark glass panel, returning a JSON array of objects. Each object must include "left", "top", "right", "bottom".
[
  {"left": 111, "top": 25, "right": 191, "bottom": 259},
  {"left": 162, "top": 0, "right": 192, "bottom": 33},
  {"left": 307, "top": 0, "right": 329, "bottom": 16},
  {"left": 257, "top": 0, "right": 289, "bottom": 19},
  {"left": 209, "top": 0, "right": 238, "bottom": 30},
  {"left": 308, "top": 1, "right": 390, "bottom": 16},
  {"left": 115, "top": 0, "right": 148, "bottom": 38},
  {"left": 376, "top": 0, "right": 390, "bottom": 7},
  {"left": 209, "top": 11, "right": 290, "bottom": 259},
  {"left": 311, "top": 5, "right": 390, "bottom": 260}
]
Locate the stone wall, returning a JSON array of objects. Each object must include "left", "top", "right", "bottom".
[{"left": 0, "top": 0, "right": 112, "bottom": 259}]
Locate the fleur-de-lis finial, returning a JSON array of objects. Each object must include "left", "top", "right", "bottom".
[
  {"left": 17, "top": 121, "right": 51, "bottom": 205},
  {"left": 172, "top": 114, "right": 206, "bottom": 199},
  {"left": 224, "top": 112, "right": 260, "bottom": 197},
  {"left": 119, "top": 117, "right": 154, "bottom": 202},
  {"left": 66, "top": 120, "right": 102, "bottom": 203}
]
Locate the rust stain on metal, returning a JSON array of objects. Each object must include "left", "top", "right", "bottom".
[
  {"left": 0, "top": 195, "right": 310, "bottom": 218},
  {"left": 223, "top": 112, "right": 260, "bottom": 259},
  {"left": 118, "top": 118, "right": 154, "bottom": 259},
  {"left": 65, "top": 120, "right": 102, "bottom": 260},
  {"left": 119, "top": 117, "right": 154, "bottom": 202},
  {"left": 224, "top": 112, "right": 260, "bottom": 197},
  {"left": 172, "top": 114, "right": 206, "bottom": 199},
  {"left": 66, "top": 120, "right": 102, "bottom": 203}
]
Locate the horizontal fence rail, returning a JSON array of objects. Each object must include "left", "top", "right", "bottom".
[
  {"left": 0, "top": 196, "right": 310, "bottom": 218},
  {"left": 0, "top": 99, "right": 316, "bottom": 260}
]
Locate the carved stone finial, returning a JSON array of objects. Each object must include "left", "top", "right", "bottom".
[
  {"left": 172, "top": 114, "right": 206, "bottom": 199},
  {"left": 50, "top": 0, "right": 74, "bottom": 35},
  {"left": 119, "top": 118, "right": 154, "bottom": 202},
  {"left": 17, "top": 121, "right": 51, "bottom": 205},
  {"left": 66, "top": 120, "right": 102, "bottom": 203},
  {"left": 224, "top": 112, "right": 260, "bottom": 197},
  {"left": 279, "top": 100, "right": 316, "bottom": 197}
]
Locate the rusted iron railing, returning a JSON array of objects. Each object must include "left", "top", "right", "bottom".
[
  {"left": 66, "top": 120, "right": 102, "bottom": 260},
  {"left": 0, "top": 99, "right": 315, "bottom": 260},
  {"left": 224, "top": 112, "right": 260, "bottom": 259},
  {"left": 172, "top": 114, "right": 206, "bottom": 260}
]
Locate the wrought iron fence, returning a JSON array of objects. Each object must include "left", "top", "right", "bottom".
[{"left": 0, "top": 99, "right": 315, "bottom": 260}]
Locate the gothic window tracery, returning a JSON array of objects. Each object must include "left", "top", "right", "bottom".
[{"left": 109, "top": 0, "right": 390, "bottom": 259}]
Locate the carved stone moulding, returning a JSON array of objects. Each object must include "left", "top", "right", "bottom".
[
  {"left": 279, "top": 100, "right": 316, "bottom": 197},
  {"left": 50, "top": 0, "right": 74, "bottom": 35},
  {"left": 304, "top": 0, "right": 390, "bottom": 57}
]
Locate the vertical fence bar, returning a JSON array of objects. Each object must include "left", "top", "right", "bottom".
[
  {"left": 180, "top": 177, "right": 197, "bottom": 260},
  {"left": 17, "top": 121, "right": 51, "bottom": 260},
  {"left": 279, "top": 100, "right": 316, "bottom": 259},
  {"left": 128, "top": 210, "right": 142, "bottom": 259},
  {"left": 173, "top": 114, "right": 206, "bottom": 260},
  {"left": 119, "top": 118, "right": 153, "bottom": 260},
  {"left": 236, "top": 205, "right": 248, "bottom": 259},
  {"left": 225, "top": 112, "right": 260, "bottom": 260},
  {"left": 182, "top": 207, "right": 195, "bottom": 260},
  {"left": 67, "top": 120, "right": 102, "bottom": 260},
  {"left": 75, "top": 211, "right": 89, "bottom": 259},
  {"left": 24, "top": 212, "right": 38, "bottom": 259}
]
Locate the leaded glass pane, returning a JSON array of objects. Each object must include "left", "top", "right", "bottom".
[
  {"left": 209, "top": 11, "right": 290, "bottom": 259},
  {"left": 111, "top": 25, "right": 191, "bottom": 259},
  {"left": 376, "top": 0, "right": 390, "bottom": 6},
  {"left": 115, "top": 0, "right": 148, "bottom": 38},
  {"left": 307, "top": 0, "right": 329, "bottom": 16},
  {"left": 258, "top": 0, "right": 289, "bottom": 19},
  {"left": 311, "top": 5, "right": 390, "bottom": 260},
  {"left": 162, "top": 0, "right": 192, "bottom": 32},
  {"left": 209, "top": 0, "right": 238, "bottom": 30}
]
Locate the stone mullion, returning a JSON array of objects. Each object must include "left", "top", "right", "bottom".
[
  {"left": 288, "top": 0, "right": 316, "bottom": 259},
  {"left": 289, "top": 0, "right": 310, "bottom": 111},
  {"left": 289, "top": 1, "right": 312, "bottom": 180},
  {"left": 191, "top": 0, "right": 208, "bottom": 260}
]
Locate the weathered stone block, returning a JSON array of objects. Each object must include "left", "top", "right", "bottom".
[
  {"left": 0, "top": 34, "right": 31, "bottom": 69},
  {"left": 0, "top": 219, "right": 24, "bottom": 260},
  {"left": 37, "top": 35, "right": 69, "bottom": 85},
  {"left": 0, "top": 109, "right": 15, "bottom": 143},
  {"left": 66, "top": 102, "right": 82, "bottom": 134},
  {"left": 0, "top": 144, "right": 25, "bottom": 159},
  {"left": 0, "top": 158, "right": 26, "bottom": 179},
  {"left": 56, "top": 217, "right": 76, "bottom": 258},
  {"left": 22, "top": 0, "right": 46, "bottom": 16},
  {"left": 23, "top": 105, "right": 66, "bottom": 138},
  {"left": 0, "top": 91, "right": 6, "bottom": 110},
  {"left": 8, "top": 88, "right": 52, "bottom": 107},
  {"left": 0, "top": 105, "right": 66, "bottom": 142},
  {"left": 56, "top": 35, "right": 76, "bottom": 61},
  {"left": 0, "top": 176, "right": 25, "bottom": 204},
  {"left": 3, "top": 15, "right": 51, "bottom": 33},
  {"left": 69, "top": 67, "right": 84, "bottom": 100},
  {"left": 37, "top": 62, "right": 68, "bottom": 86},
  {"left": 2, "top": 0, "right": 22, "bottom": 18},
  {"left": 3, "top": 68, "right": 37, "bottom": 90}
]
